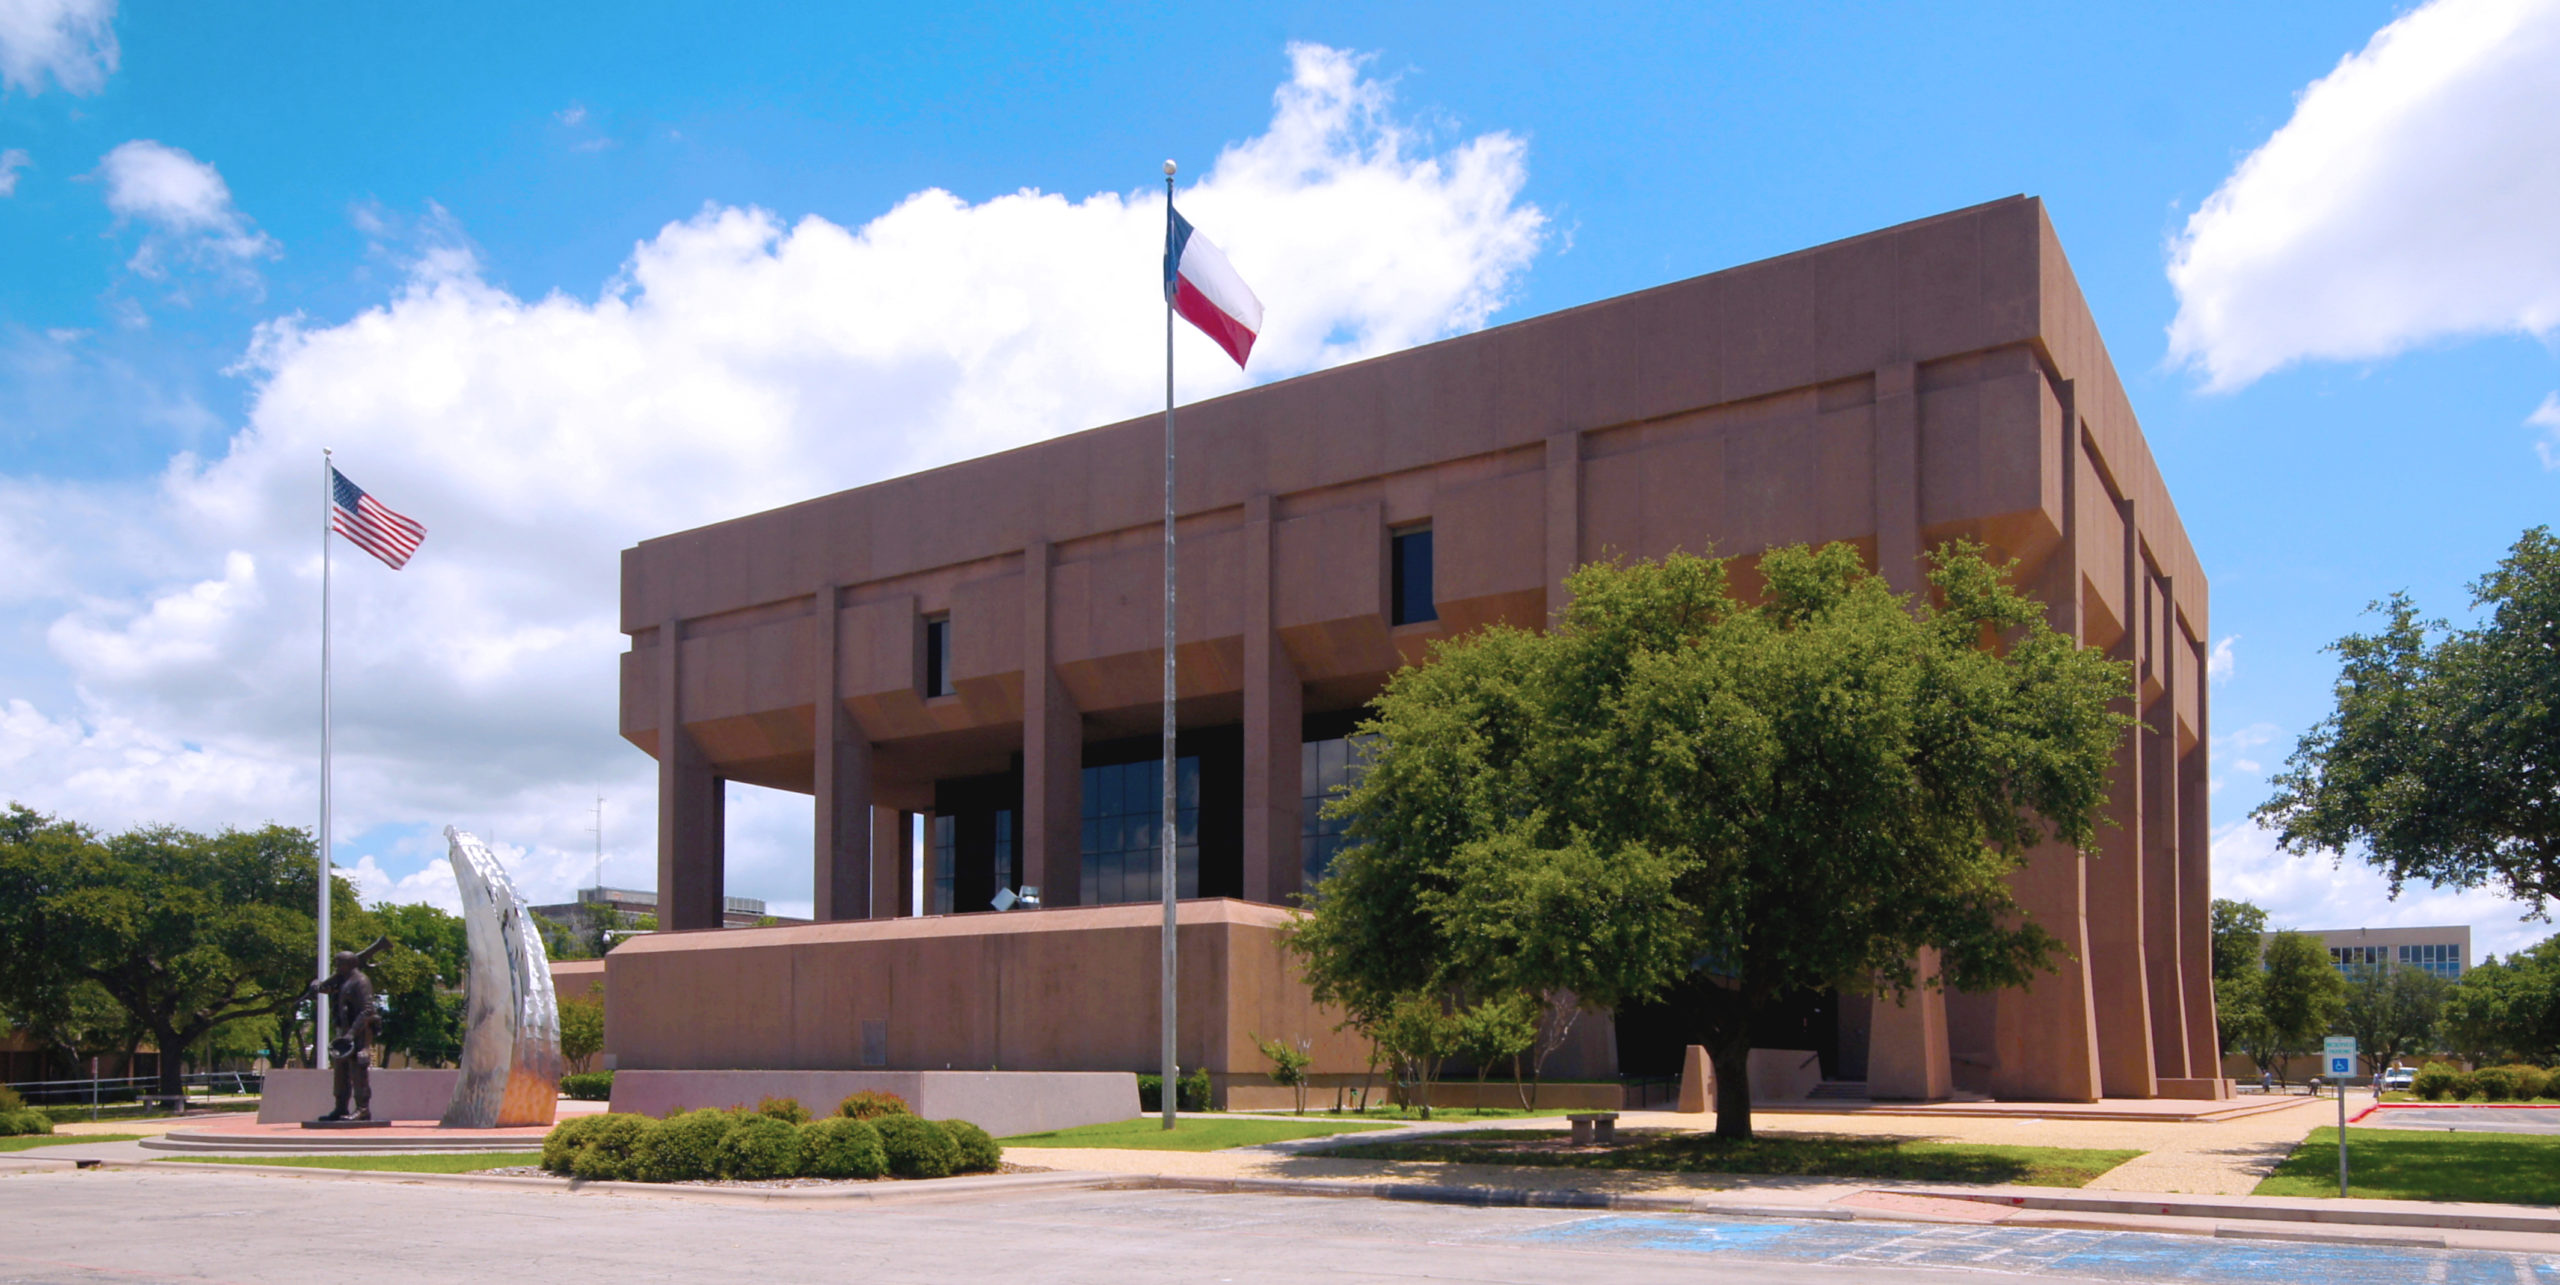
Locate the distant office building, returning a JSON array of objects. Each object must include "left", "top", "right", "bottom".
[
  {"left": 2265, "top": 926, "right": 2471, "bottom": 980},
  {"left": 529, "top": 886, "right": 784, "bottom": 936}
]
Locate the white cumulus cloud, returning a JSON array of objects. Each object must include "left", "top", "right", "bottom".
[
  {"left": 2206, "top": 634, "right": 2237, "bottom": 685},
  {"left": 0, "top": 0, "right": 115, "bottom": 95},
  {"left": 2211, "top": 819, "right": 2548, "bottom": 958},
  {"left": 2528, "top": 392, "right": 2560, "bottom": 468},
  {"left": 0, "top": 148, "right": 27, "bottom": 197},
  {"left": 2166, "top": 0, "right": 2560, "bottom": 390},
  {"left": 96, "top": 139, "right": 280, "bottom": 288},
  {"left": 2, "top": 44, "right": 1546, "bottom": 912}
]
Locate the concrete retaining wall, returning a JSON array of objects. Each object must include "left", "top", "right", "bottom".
[
  {"left": 609, "top": 1070, "right": 1138, "bottom": 1139},
  {"left": 257, "top": 1068, "right": 461, "bottom": 1123}
]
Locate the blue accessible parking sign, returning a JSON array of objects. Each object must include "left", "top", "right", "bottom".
[{"left": 2324, "top": 1035, "right": 2357, "bottom": 1079}]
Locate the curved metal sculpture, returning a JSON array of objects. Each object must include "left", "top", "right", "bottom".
[{"left": 440, "top": 826, "right": 564, "bottom": 1128}]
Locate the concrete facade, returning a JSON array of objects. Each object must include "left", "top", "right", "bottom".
[{"left": 616, "top": 195, "right": 2220, "bottom": 1103}]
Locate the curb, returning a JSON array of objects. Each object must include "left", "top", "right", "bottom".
[
  {"left": 1129, "top": 1173, "right": 1853, "bottom": 1219},
  {"left": 1907, "top": 1188, "right": 2560, "bottom": 1237},
  {"left": 122, "top": 1158, "right": 1123, "bottom": 1205}
]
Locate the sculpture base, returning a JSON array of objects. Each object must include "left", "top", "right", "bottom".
[{"left": 300, "top": 1119, "right": 394, "bottom": 1130}]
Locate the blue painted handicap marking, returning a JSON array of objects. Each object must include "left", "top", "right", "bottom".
[{"left": 1512, "top": 1214, "right": 2560, "bottom": 1284}]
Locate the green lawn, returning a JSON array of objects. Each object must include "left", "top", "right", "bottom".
[
  {"left": 168, "top": 1152, "right": 543, "bottom": 1174},
  {"left": 2254, "top": 1127, "right": 2560, "bottom": 1204},
  {"left": 0, "top": 1132, "right": 143, "bottom": 1152},
  {"left": 1322, "top": 1129, "right": 2140, "bottom": 1188},
  {"left": 1000, "top": 1116, "right": 1403, "bottom": 1152}
]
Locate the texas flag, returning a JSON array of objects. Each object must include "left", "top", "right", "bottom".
[{"left": 1164, "top": 205, "right": 1263, "bottom": 368}]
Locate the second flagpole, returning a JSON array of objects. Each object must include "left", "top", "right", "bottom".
[
  {"left": 316, "top": 449, "right": 334, "bottom": 1064},
  {"left": 1159, "top": 159, "right": 1180, "bottom": 1131}
]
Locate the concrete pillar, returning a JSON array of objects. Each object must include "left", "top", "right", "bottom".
[
  {"left": 1545, "top": 431, "right": 1582, "bottom": 617},
  {"left": 1021, "top": 539, "right": 1084, "bottom": 907},
  {"left": 1676, "top": 1045, "right": 1710, "bottom": 1113},
  {"left": 1869, "top": 950, "right": 1954, "bottom": 1100},
  {"left": 1872, "top": 361, "right": 1923, "bottom": 595},
  {"left": 654, "top": 615, "right": 725, "bottom": 931},
  {"left": 1241, "top": 494, "right": 1303, "bottom": 906},
  {"left": 2143, "top": 577, "right": 2191, "bottom": 1082},
  {"left": 868, "top": 804, "right": 908, "bottom": 920},
  {"left": 811, "top": 583, "right": 874, "bottom": 922},
  {"left": 2088, "top": 495, "right": 2156, "bottom": 1097},
  {"left": 2179, "top": 657, "right": 2221, "bottom": 1085}
]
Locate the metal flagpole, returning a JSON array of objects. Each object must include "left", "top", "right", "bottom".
[
  {"left": 316, "top": 449, "right": 334, "bottom": 1065},
  {"left": 1160, "top": 159, "right": 1180, "bottom": 1130}
]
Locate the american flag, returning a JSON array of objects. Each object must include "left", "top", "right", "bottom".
[{"left": 329, "top": 467, "right": 427, "bottom": 569}]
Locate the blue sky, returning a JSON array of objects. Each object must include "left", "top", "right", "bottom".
[{"left": 3, "top": 1, "right": 2556, "bottom": 952}]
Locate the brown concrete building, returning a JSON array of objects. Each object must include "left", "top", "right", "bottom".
[{"left": 612, "top": 195, "right": 2222, "bottom": 1103}]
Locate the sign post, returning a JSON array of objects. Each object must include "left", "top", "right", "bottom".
[{"left": 2324, "top": 1035, "right": 2357, "bottom": 1196}]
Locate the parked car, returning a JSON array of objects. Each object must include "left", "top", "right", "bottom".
[{"left": 2381, "top": 1066, "right": 2415, "bottom": 1091}]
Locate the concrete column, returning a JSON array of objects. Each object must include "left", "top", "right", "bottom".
[
  {"left": 655, "top": 616, "right": 725, "bottom": 931},
  {"left": 1241, "top": 494, "right": 1303, "bottom": 906},
  {"left": 1862, "top": 361, "right": 1951, "bottom": 1098},
  {"left": 868, "top": 804, "right": 908, "bottom": 920},
  {"left": 1872, "top": 361, "right": 1923, "bottom": 595},
  {"left": 811, "top": 583, "right": 874, "bottom": 922},
  {"left": 1021, "top": 539, "right": 1084, "bottom": 907},
  {"left": 1545, "top": 431, "right": 1581, "bottom": 616},
  {"left": 1869, "top": 949, "right": 1953, "bottom": 1100},
  {"left": 2179, "top": 649, "right": 2221, "bottom": 1085},
  {"left": 2144, "top": 576, "right": 2193, "bottom": 1080},
  {"left": 1987, "top": 394, "right": 2100, "bottom": 1103},
  {"left": 2087, "top": 493, "right": 2156, "bottom": 1097}
]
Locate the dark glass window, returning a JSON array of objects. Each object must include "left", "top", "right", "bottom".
[
  {"left": 1391, "top": 527, "right": 1436, "bottom": 625},
  {"left": 930, "top": 814, "right": 957, "bottom": 914},
  {"left": 1079, "top": 757, "right": 1199, "bottom": 904},
  {"left": 924, "top": 615, "right": 953, "bottom": 697},
  {"left": 1300, "top": 733, "right": 1376, "bottom": 887}
]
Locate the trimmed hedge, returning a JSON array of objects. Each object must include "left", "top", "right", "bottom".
[
  {"left": 943, "top": 1119, "right": 1002, "bottom": 1173},
  {"left": 716, "top": 1115, "right": 804, "bottom": 1180},
  {"left": 835, "top": 1090, "right": 911, "bottom": 1121},
  {"left": 536, "top": 1109, "right": 996, "bottom": 1183},
  {"left": 799, "top": 1118, "right": 889, "bottom": 1178},
  {"left": 2413, "top": 1062, "right": 2466, "bottom": 1101},
  {"left": 560, "top": 1071, "right": 615, "bottom": 1101},
  {"left": 874, "top": 1115, "right": 957, "bottom": 1179},
  {"left": 640, "top": 1108, "right": 744, "bottom": 1182}
]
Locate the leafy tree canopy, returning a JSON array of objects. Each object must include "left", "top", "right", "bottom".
[
  {"left": 2256, "top": 527, "right": 2560, "bottom": 907},
  {"left": 2440, "top": 936, "right": 2560, "bottom": 1064},
  {"left": 1290, "top": 543, "right": 2129, "bottom": 1138},
  {"left": 2337, "top": 960, "right": 2449, "bottom": 1074}
]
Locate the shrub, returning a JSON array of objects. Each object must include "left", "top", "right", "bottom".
[
  {"left": 567, "top": 1114, "right": 657, "bottom": 1182},
  {"left": 940, "top": 1119, "right": 1001, "bottom": 1174},
  {"left": 798, "top": 1118, "right": 889, "bottom": 1179},
  {"left": 716, "top": 1115, "right": 804, "bottom": 1180},
  {"left": 559, "top": 1071, "right": 615, "bottom": 1101},
  {"left": 2412, "top": 1062, "right": 2462, "bottom": 1101},
  {"left": 1136, "top": 1068, "right": 1214, "bottom": 1113},
  {"left": 2499, "top": 1065, "right": 2550, "bottom": 1101},
  {"left": 754, "top": 1095, "right": 810, "bottom": 1124},
  {"left": 835, "top": 1090, "right": 911, "bottom": 1121},
  {"left": 638, "top": 1108, "right": 742, "bottom": 1182},
  {"left": 0, "top": 1110, "right": 54, "bottom": 1137},
  {"left": 873, "top": 1114, "right": 956, "bottom": 1179},
  {"left": 2475, "top": 1065, "right": 2522, "bottom": 1101},
  {"left": 541, "top": 1113, "right": 607, "bottom": 1172},
  {"left": 2546, "top": 1067, "right": 2560, "bottom": 1101},
  {"left": 0, "top": 1086, "right": 25, "bottom": 1113}
]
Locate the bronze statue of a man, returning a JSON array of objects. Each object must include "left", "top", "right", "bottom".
[{"left": 306, "top": 936, "right": 389, "bottom": 1121}]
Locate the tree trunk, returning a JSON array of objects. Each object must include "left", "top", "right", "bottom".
[
  {"left": 1709, "top": 1031, "right": 1754, "bottom": 1140},
  {"left": 148, "top": 1026, "right": 188, "bottom": 1109}
]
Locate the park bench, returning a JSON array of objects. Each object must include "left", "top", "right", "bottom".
[{"left": 1566, "top": 1112, "right": 1619, "bottom": 1145}]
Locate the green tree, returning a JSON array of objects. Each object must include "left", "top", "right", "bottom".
[
  {"left": 2258, "top": 930, "right": 2348, "bottom": 1078},
  {"left": 1250, "top": 1032, "right": 1313, "bottom": 1115},
  {"left": 1292, "top": 543, "right": 2128, "bottom": 1139},
  {"left": 370, "top": 902, "right": 467, "bottom": 1067},
  {"left": 2439, "top": 938, "right": 2560, "bottom": 1064},
  {"left": 2337, "top": 960, "right": 2448, "bottom": 1074},
  {"left": 2257, "top": 527, "right": 2560, "bottom": 905},
  {"left": 0, "top": 804, "right": 358, "bottom": 1103},
  {"left": 559, "top": 982, "right": 606, "bottom": 1074},
  {"left": 2209, "top": 899, "right": 2270, "bottom": 1059}
]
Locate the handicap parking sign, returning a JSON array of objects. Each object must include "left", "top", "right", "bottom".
[{"left": 2324, "top": 1035, "right": 2357, "bottom": 1078}]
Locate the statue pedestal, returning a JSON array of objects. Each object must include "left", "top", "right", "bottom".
[{"left": 299, "top": 1119, "right": 394, "bottom": 1130}]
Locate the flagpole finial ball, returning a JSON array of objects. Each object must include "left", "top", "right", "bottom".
[{"left": 1163, "top": 159, "right": 1176, "bottom": 176}]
